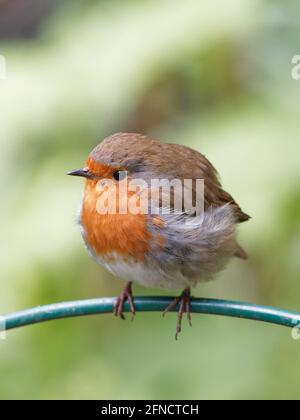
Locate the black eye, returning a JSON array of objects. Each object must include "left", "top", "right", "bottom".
[{"left": 113, "top": 170, "right": 127, "bottom": 181}]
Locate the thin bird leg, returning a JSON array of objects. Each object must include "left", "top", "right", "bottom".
[
  {"left": 113, "top": 281, "right": 135, "bottom": 320},
  {"left": 163, "top": 287, "right": 192, "bottom": 339}
]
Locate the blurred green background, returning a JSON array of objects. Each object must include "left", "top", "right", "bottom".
[{"left": 0, "top": 0, "right": 299, "bottom": 400}]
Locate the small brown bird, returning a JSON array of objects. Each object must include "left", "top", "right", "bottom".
[{"left": 68, "top": 133, "right": 250, "bottom": 338}]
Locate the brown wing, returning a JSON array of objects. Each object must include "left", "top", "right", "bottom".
[
  {"left": 159, "top": 142, "right": 250, "bottom": 224},
  {"left": 161, "top": 143, "right": 250, "bottom": 260}
]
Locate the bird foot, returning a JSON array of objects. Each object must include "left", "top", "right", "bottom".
[
  {"left": 113, "top": 282, "right": 135, "bottom": 320},
  {"left": 163, "top": 288, "right": 192, "bottom": 339}
]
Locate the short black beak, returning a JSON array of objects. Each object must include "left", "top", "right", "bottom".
[{"left": 67, "top": 168, "right": 92, "bottom": 179}]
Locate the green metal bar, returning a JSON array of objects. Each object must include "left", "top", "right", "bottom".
[{"left": 2, "top": 297, "right": 300, "bottom": 331}]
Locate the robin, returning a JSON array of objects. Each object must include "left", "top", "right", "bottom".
[{"left": 68, "top": 132, "right": 250, "bottom": 338}]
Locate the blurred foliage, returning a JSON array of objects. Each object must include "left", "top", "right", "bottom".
[{"left": 0, "top": 0, "right": 299, "bottom": 400}]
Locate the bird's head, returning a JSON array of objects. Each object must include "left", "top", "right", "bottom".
[
  {"left": 67, "top": 132, "right": 163, "bottom": 182},
  {"left": 68, "top": 133, "right": 167, "bottom": 214}
]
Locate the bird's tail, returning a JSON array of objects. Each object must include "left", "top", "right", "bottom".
[{"left": 235, "top": 244, "right": 248, "bottom": 260}]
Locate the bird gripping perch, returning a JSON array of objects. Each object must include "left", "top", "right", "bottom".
[{"left": 2, "top": 297, "right": 300, "bottom": 331}]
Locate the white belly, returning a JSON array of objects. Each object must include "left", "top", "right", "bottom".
[{"left": 100, "top": 254, "right": 193, "bottom": 290}]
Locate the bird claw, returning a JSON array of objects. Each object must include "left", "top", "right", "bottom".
[
  {"left": 113, "top": 282, "right": 136, "bottom": 320},
  {"left": 163, "top": 288, "right": 192, "bottom": 339}
]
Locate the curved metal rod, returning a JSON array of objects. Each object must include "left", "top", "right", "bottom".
[{"left": 2, "top": 297, "right": 300, "bottom": 331}]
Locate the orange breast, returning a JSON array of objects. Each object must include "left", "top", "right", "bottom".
[{"left": 81, "top": 179, "right": 152, "bottom": 261}]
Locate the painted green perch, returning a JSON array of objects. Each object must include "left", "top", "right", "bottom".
[{"left": 2, "top": 297, "right": 300, "bottom": 331}]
